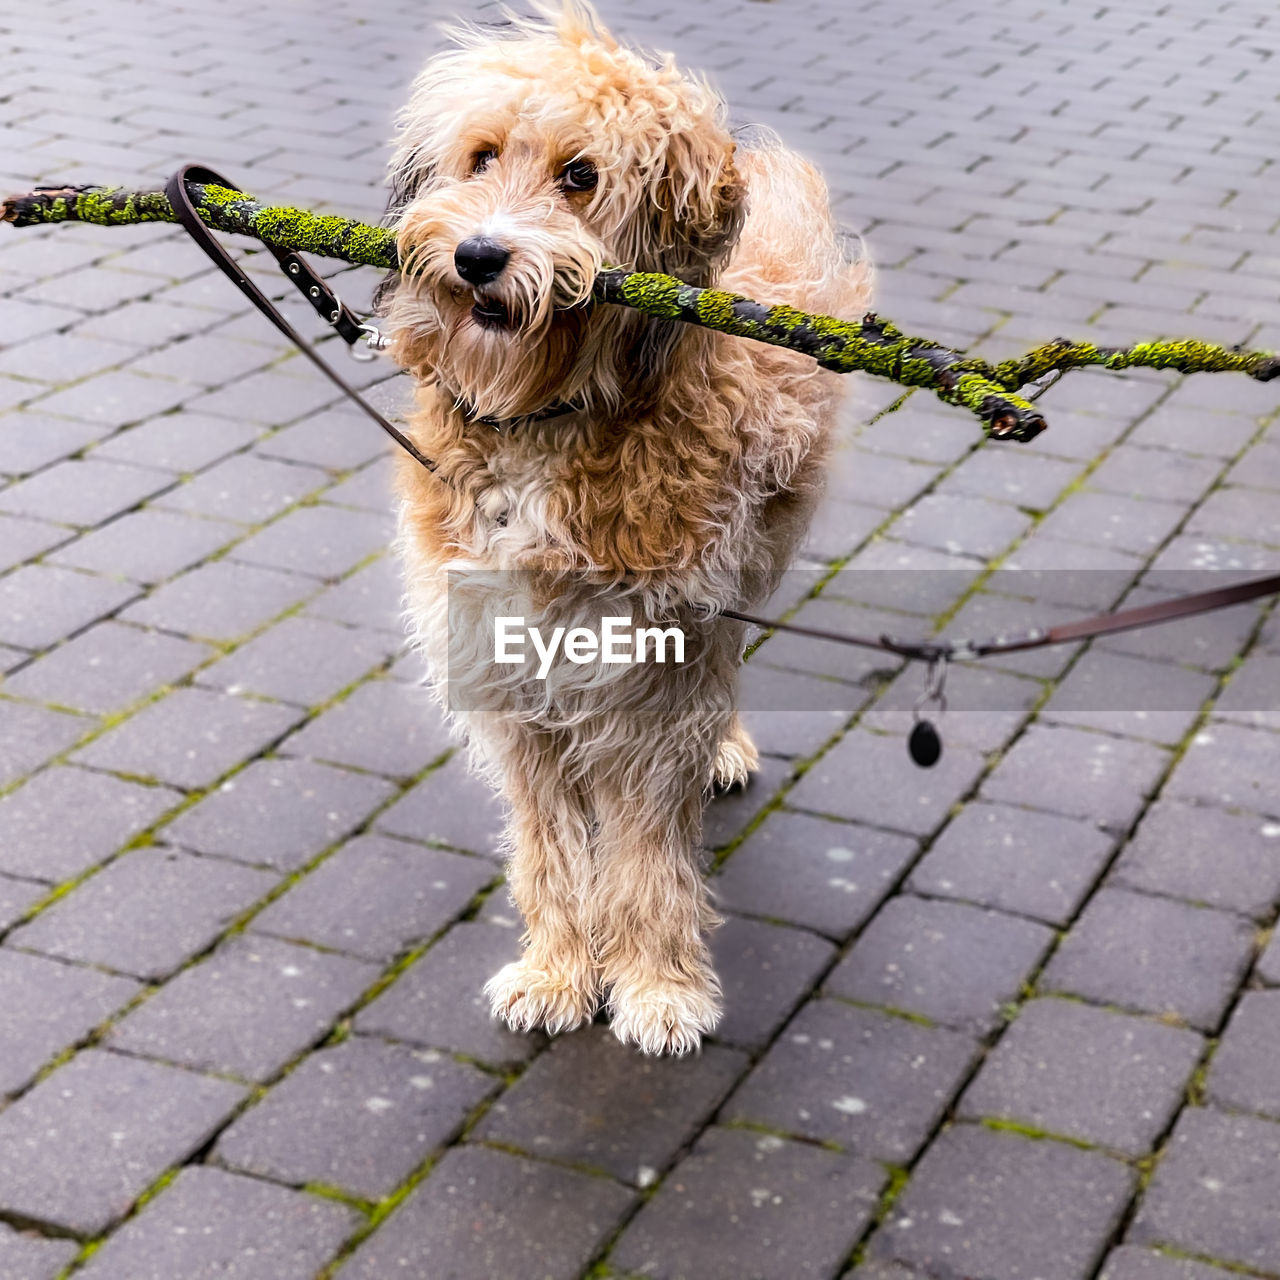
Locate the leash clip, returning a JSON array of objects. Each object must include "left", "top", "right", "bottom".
[{"left": 350, "top": 321, "right": 390, "bottom": 362}]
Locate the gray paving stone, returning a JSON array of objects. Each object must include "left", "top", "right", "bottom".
[
  {"left": 892, "top": 493, "right": 1032, "bottom": 559},
  {"left": 71, "top": 687, "right": 303, "bottom": 790},
  {"left": 3, "top": 623, "right": 213, "bottom": 717},
  {"left": 0, "top": 1224, "right": 78, "bottom": 1280},
  {"left": 304, "top": 554, "right": 405, "bottom": 633},
  {"left": 1187, "top": 486, "right": 1280, "bottom": 547},
  {"left": 0, "top": 563, "right": 139, "bottom": 651},
  {"left": 788, "top": 729, "right": 986, "bottom": 837},
  {"left": 1203, "top": 990, "right": 1280, "bottom": 1120},
  {"left": 91, "top": 411, "right": 262, "bottom": 473},
  {"left": 909, "top": 803, "right": 1117, "bottom": 926},
  {"left": 723, "top": 1000, "right": 979, "bottom": 1161},
  {"left": 256, "top": 407, "right": 393, "bottom": 471},
  {"left": 214, "top": 1037, "right": 495, "bottom": 1199},
  {"left": 1127, "top": 405, "right": 1258, "bottom": 457},
  {"left": 611, "top": 1126, "right": 886, "bottom": 1280},
  {"left": 827, "top": 896, "right": 1055, "bottom": 1033},
  {"left": 251, "top": 834, "right": 493, "bottom": 961},
  {"left": 981, "top": 724, "right": 1170, "bottom": 833},
  {"left": 833, "top": 544, "right": 984, "bottom": 617},
  {"left": 161, "top": 756, "right": 395, "bottom": 873},
  {"left": 280, "top": 679, "right": 453, "bottom": 778},
  {"left": 938, "top": 446, "right": 1081, "bottom": 510},
  {"left": 826, "top": 448, "right": 938, "bottom": 510},
  {"left": 1130, "top": 1108, "right": 1280, "bottom": 1272},
  {"left": 229, "top": 503, "right": 391, "bottom": 580},
  {"left": 477, "top": 1025, "right": 746, "bottom": 1184},
  {"left": 0, "top": 1049, "right": 246, "bottom": 1236},
  {"left": 375, "top": 754, "right": 507, "bottom": 858},
  {"left": 155, "top": 453, "right": 328, "bottom": 524},
  {"left": 1215, "top": 649, "right": 1280, "bottom": 731},
  {"left": 1111, "top": 800, "right": 1280, "bottom": 919},
  {"left": 1164, "top": 722, "right": 1280, "bottom": 818},
  {"left": 740, "top": 706, "right": 847, "bottom": 759},
  {"left": 1099, "top": 1246, "right": 1238, "bottom": 1280},
  {"left": 322, "top": 456, "right": 396, "bottom": 511},
  {"left": 1039, "top": 889, "right": 1255, "bottom": 1031},
  {"left": 1040, "top": 649, "right": 1217, "bottom": 745},
  {"left": 0, "top": 949, "right": 141, "bottom": 1096},
  {"left": 120, "top": 559, "right": 317, "bottom": 642},
  {"left": 0, "top": 412, "right": 108, "bottom": 478},
  {"left": 751, "top": 596, "right": 900, "bottom": 690},
  {"left": 711, "top": 915, "right": 836, "bottom": 1051},
  {"left": 803, "top": 496, "right": 885, "bottom": 559},
  {"left": 107, "top": 934, "right": 379, "bottom": 1081},
  {"left": 1097, "top": 582, "right": 1263, "bottom": 672},
  {"left": 74, "top": 1166, "right": 358, "bottom": 1280},
  {"left": 10, "top": 845, "right": 276, "bottom": 980},
  {"left": 0, "top": 699, "right": 94, "bottom": 788},
  {"left": 989, "top": 541, "right": 1144, "bottom": 615},
  {"left": 185, "top": 368, "right": 343, "bottom": 426},
  {"left": 0, "top": 875, "right": 44, "bottom": 932},
  {"left": 354, "top": 921, "right": 539, "bottom": 1067},
  {"left": 958, "top": 998, "right": 1203, "bottom": 1155},
  {"left": 49, "top": 507, "right": 238, "bottom": 583},
  {"left": 0, "top": 456, "right": 171, "bottom": 526},
  {"left": 0, "top": 512, "right": 72, "bottom": 571},
  {"left": 198, "top": 615, "right": 393, "bottom": 706},
  {"left": 338, "top": 1144, "right": 633, "bottom": 1280},
  {"left": 868, "top": 1124, "right": 1136, "bottom": 1280},
  {"left": 703, "top": 755, "right": 793, "bottom": 849},
  {"left": 936, "top": 588, "right": 1092, "bottom": 680},
  {"left": 1086, "top": 445, "right": 1223, "bottom": 505}
]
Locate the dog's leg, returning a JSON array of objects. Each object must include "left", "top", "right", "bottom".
[
  {"left": 592, "top": 768, "right": 723, "bottom": 1056},
  {"left": 484, "top": 754, "right": 598, "bottom": 1036},
  {"left": 712, "top": 712, "right": 758, "bottom": 792}
]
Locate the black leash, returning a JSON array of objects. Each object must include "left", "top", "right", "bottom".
[{"left": 164, "top": 164, "right": 1280, "bottom": 769}]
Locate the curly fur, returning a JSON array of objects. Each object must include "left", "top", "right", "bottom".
[{"left": 387, "top": 1, "right": 870, "bottom": 1055}]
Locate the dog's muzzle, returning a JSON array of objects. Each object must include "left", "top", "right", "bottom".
[{"left": 454, "top": 236, "right": 510, "bottom": 284}]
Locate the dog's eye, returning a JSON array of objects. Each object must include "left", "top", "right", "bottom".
[
  {"left": 471, "top": 148, "right": 498, "bottom": 174},
  {"left": 559, "top": 159, "right": 597, "bottom": 193}
]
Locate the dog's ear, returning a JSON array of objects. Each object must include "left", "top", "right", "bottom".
[
  {"left": 373, "top": 149, "right": 438, "bottom": 314},
  {"left": 647, "top": 138, "right": 747, "bottom": 285}
]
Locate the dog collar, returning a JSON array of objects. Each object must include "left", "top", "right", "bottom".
[{"left": 438, "top": 383, "right": 581, "bottom": 433}]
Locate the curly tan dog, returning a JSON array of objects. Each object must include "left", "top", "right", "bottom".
[{"left": 383, "top": 1, "right": 869, "bottom": 1054}]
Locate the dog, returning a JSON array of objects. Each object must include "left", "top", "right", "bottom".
[{"left": 379, "top": 1, "right": 870, "bottom": 1054}]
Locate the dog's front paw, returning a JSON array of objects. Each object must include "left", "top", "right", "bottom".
[
  {"left": 485, "top": 960, "right": 597, "bottom": 1036},
  {"left": 608, "top": 977, "right": 722, "bottom": 1056},
  {"left": 712, "top": 719, "right": 759, "bottom": 793}
]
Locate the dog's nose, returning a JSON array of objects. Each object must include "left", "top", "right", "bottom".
[{"left": 454, "top": 237, "right": 510, "bottom": 284}]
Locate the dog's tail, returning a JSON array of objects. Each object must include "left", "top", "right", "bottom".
[{"left": 721, "top": 127, "right": 872, "bottom": 323}]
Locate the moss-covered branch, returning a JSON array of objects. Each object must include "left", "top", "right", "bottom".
[{"left": 6, "top": 182, "right": 1278, "bottom": 443}]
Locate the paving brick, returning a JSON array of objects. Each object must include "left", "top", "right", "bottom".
[
  {"left": 0, "top": 563, "right": 139, "bottom": 651},
  {"left": 256, "top": 407, "right": 393, "bottom": 471},
  {"left": 303, "top": 553, "right": 405, "bottom": 632},
  {"left": 0, "top": 512, "right": 72, "bottom": 571},
  {"left": 354, "top": 921, "right": 539, "bottom": 1067},
  {"left": 229, "top": 503, "right": 390, "bottom": 580},
  {"left": 1040, "top": 649, "right": 1217, "bottom": 745},
  {"left": 833, "top": 543, "right": 984, "bottom": 617},
  {"left": 909, "top": 803, "right": 1117, "bottom": 926},
  {"left": 0, "top": 456, "right": 171, "bottom": 526},
  {"left": 0, "top": 1224, "right": 78, "bottom": 1280},
  {"left": 251, "top": 834, "right": 493, "bottom": 961},
  {"left": 1127, "top": 405, "right": 1258, "bottom": 457},
  {"left": 1130, "top": 1108, "right": 1280, "bottom": 1272},
  {"left": 937, "top": 588, "right": 1091, "bottom": 680},
  {"left": 1039, "top": 889, "right": 1255, "bottom": 1030},
  {"left": 723, "top": 1000, "right": 979, "bottom": 1160},
  {"left": 857, "top": 403, "right": 979, "bottom": 466},
  {"left": 155, "top": 453, "right": 328, "bottom": 524},
  {"left": 161, "top": 756, "right": 394, "bottom": 872},
  {"left": 891, "top": 493, "right": 1032, "bottom": 559},
  {"left": 1203, "top": 990, "right": 1280, "bottom": 1120},
  {"left": 958, "top": 998, "right": 1202, "bottom": 1155},
  {"left": 214, "top": 1037, "right": 495, "bottom": 1199},
  {"left": 91, "top": 411, "right": 262, "bottom": 474},
  {"left": 0, "top": 699, "right": 94, "bottom": 788},
  {"left": 788, "top": 728, "right": 986, "bottom": 837},
  {"left": 1099, "top": 1246, "right": 1238, "bottom": 1280},
  {"left": 338, "top": 1144, "right": 633, "bottom": 1280},
  {"left": 30, "top": 370, "right": 189, "bottom": 428},
  {"left": 10, "top": 845, "right": 275, "bottom": 980},
  {"left": 375, "top": 754, "right": 507, "bottom": 858},
  {"left": 1086, "top": 445, "right": 1223, "bottom": 504},
  {"left": 120, "top": 560, "right": 317, "bottom": 642},
  {"left": 0, "top": 875, "right": 44, "bottom": 932},
  {"left": 1187, "top": 486, "right": 1280, "bottom": 547},
  {"left": 1259, "top": 928, "right": 1280, "bottom": 987},
  {"left": 3, "top": 623, "right": 213, "bottom": 716},
  {"left": 703, "top": 755, "right": 793, "bottom": 848},
  {"left": 868, "top": 1124, "right": 1136, "bottom": 1280},
  {"left": 826, "top": 896, "right": 1054, "bottom": 1033},
  {"left": 753, "top": 596, "right": 904, "bottom": 689},
  {"left": 1164, "top": 722, "right": 1280, "bottom": 818},
  {"left": 988, "top": 540, "right": 1143, "bottom": 614},
  {"left": 72, "top": 687, "right": 303, "bottom": 790},
  {"left": 107, "top": 934, "right": 379, "bottom": 1081},
  {"left": 1111, "top": 800, "right": 1280, "bottom": 919},
  {"left": 825, "top": 450, "right": 939, "bottom": 511},
  {"left": 1214, "top": 649, "right": 1280, "bottom": 730},
  {"left": 74, "top": 1166, "right": 358, "bottom": 1280},
  {"left": 938, "top": 446, "right": 1081, "bottom": 510},
  {"left": 50, "top": 507, "right": 237, "bottom": 583},
  {"left": 0, "top": 1049, "right": 245, "bottom": 1237},
  {"left": 322, "top": 455, "right": 396, "bottom": 511},
  {"left": 185, "top": 369, "right": 343, "bottom": 426},
  {"left": 981, "top": 724, "right": 1170, "bottom": 833},
  {"left": 477, "top": 1025, "right": 746, "bottom": 1184},
  {"left": 711, "top": 915, "right": 836, "bottom": 1051},
  {"left": 612, "top": 1127, "right": 886, "bottom": 1280},
  {"left": 1035, "top": 492, "right": 1187, "bottom": 557},
  {"left": 803, "top": 496, "right": 885, "bottom": 559},
  {"left": 0, "top": 949, "right": 141, "bottom": 1097},
  {"left": 280, "top": 679, "right": 452, "bottom": 778},
  {"left": 740, "top": 705, "right": 847, "bottom": 759},
  {"left": 0, "top": 333, "right": 125, "bottom": 385}
]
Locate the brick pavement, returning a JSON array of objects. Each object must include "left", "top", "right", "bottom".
[{"left": 1, "top": 0, "right": 1279, "bottom": 1276}]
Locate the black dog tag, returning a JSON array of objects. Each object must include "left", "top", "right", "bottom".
[{"left": 908, "top": 718, "right": 942, "bottom": 768}]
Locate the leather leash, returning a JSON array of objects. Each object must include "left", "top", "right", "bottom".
[{"left": 163, "top": 164, "right": 1280, "bottom": 767}]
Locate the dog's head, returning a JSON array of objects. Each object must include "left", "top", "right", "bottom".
[{"left": 381, "top": 1, "right": 746, "bottom": 421}]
